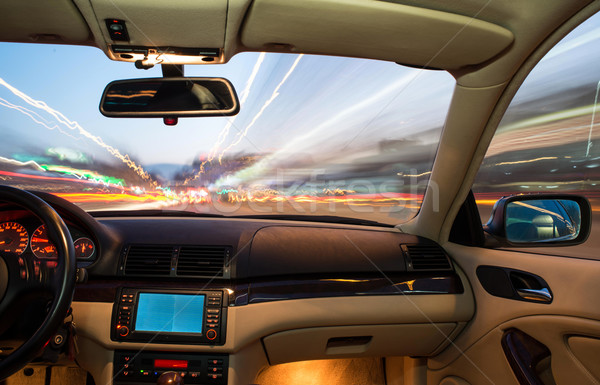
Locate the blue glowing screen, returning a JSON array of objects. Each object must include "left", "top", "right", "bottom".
[{"left": 134, "top": 293, "right": 205, "bottom": 334}]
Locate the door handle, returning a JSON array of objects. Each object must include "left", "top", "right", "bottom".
[{"left": 516, "top": 288, "right": 552, "bottom": 303}]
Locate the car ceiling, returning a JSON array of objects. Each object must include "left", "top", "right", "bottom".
[{"left": 0, "top": 0, "right": 592, "bottom": 85}]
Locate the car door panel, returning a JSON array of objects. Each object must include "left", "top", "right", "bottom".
[{"left": 427, "top": 243, "right": 600, "bottom": 385}]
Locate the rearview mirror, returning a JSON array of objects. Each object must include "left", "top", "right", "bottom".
[
  {"left": 100, "top": 77, "right": 239, "bottom": 118},
  {"left": 484, "top": 194, "right": 591, "bottom": 247}
]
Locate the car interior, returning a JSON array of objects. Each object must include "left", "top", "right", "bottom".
[{"left": 0, "top": 0, "right": 599, "bottom": 384}]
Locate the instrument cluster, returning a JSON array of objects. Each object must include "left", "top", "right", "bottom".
[{"left": 0, "top": 217, "right": 96, "bottom": 261}]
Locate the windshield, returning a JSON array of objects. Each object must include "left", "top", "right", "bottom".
[{"left": 0, "top": 44, "right": 454, "bottom": 224}]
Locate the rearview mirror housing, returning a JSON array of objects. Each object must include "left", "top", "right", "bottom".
[
  {"left": 100, "top": 77, "right": 239, "bottom": 118},
  {"left": 484, "top": 194, "right": 591, "bottom": 247}
]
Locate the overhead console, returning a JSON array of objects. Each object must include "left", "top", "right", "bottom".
[{"left": 81, "top": 0, "right": 230, "bottom": 64}]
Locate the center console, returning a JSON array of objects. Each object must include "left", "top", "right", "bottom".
[
  {"left": 111, "top": 288, "right": 227, "bottom": 345},
  {"left": 111, "top": 288, "right": 229, "bottom": 384},
  {"left": 114, "top": 350, "right": 228, "bottom": 384}
]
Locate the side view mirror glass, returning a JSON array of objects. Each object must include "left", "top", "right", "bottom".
[
  {"left": 505, "top": 199, "right": 581, "bottom": 243},
  {"left": 100, "top": 77, "right": 240, "bottom": 118},
  {"left": 485, "top": 194, "right": 591, "bottom": 247}
]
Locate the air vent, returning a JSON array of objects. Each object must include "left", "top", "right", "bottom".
[
  {"left": 176, "top": 246, "right": 228, "bottom": 277},
  {"left": 124, "top": 245, "right": 174, "bottom": 276},
  {"left": 403, "top": 244, "right": 452, "bottom": 271}
]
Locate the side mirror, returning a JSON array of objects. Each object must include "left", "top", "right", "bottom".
[
  {"left": 100, "top": 77, "right": 239, "bottom": 118},
  {"left": 484, "top": 194, "right": 591, "bottom": 247}
]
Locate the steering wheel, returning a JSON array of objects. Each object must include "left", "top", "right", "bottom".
[{"left": 0, "top": 186, "right": 76, "bottom": 380}]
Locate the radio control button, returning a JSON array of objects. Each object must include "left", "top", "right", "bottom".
[
  {"left": 207, "top": 309, "right": 220, "bottom": 314},
  {"left": 208, "top": 373, "right": 222, "bottom": 379},
  {"left": 118, "top": 325, "right": 130, "bottom": 337},
  {"left": 206, "top": 329, "right": 217, "bottom": 340}
]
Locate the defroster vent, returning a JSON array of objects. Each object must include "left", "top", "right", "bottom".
[{"left": 402, "top": 244, "right": 452, "bottom": 271}]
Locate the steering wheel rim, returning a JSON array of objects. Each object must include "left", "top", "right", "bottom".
[{"left": 0, "top": 185, "right": 76, "bottom": 380}]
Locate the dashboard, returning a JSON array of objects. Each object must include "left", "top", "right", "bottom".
[{"left": 0, "top": 192, "right": 475, "bottom": 385}]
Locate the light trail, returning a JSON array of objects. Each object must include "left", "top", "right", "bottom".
[
  {"left": 218, "top": 54, "right": 304, "bottom": 163},
  {"left": 106, "top": 90, "right": 157, "bottom": 99},
  {"left": 493, "top": 156, "right": 558, "bottom": 166},
  {"left": 216, "top": 71, "right": 420, "bottom": 186},
  {"left": 183, "top": 53, "right": 266, "bottom": 185},
  {"left": 0, "top": 97, "right": 79, "bottom": 140},
  {"left": 39, "top": 164, "right": 125, "bottom": 187},
  {"left": 0, "top": 156, "right": 45, "bottom": 171},
  {"left": 54, "top": 192, "right": 170, "bottom": 203},
  {"left": 209, "top": 52, "right": 266, "bottom": 161},
  {"left": 399, "top": 171, "right": 432, "bottom": 177},
  {"left": 0, "top": 170, "right": 116, "bottom": 186},
  {"left": 0, "top": 77, "right": 156, "bottom": 185}
]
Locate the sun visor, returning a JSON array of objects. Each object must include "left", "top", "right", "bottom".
[
  {"left": 0, "top": 0, "right": 91, "bottom": 44},
  {"left": 241, "top": 0, "right": 514, "bottom": 70},
  {"left": 88, "top": 0, "right": 228, "bottom": 64}
]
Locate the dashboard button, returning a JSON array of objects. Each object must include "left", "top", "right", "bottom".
[
  {"left": 206, "top": 329, "right": 217, "bottom": 340},
  {"left": 118, "top": 325, "right": 130, "bottom": 337}
]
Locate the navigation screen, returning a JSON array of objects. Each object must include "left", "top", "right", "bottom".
[{"left": 135, "top": 293, "right": 205, "bottom": 334}]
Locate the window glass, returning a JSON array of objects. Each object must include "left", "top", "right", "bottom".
[{"left": 473, "top": 13, "right": 600, "bottom": 258}]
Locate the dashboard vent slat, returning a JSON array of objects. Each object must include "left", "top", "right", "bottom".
[
  {"left": 403, "top": 244, "right": 452, "bottom": 271},
  {"left": 122, "top": 244, "right": 230, "bottom": 278},
  {"left": 176, "top": 246, "right": 228, "bottom": 277},
  {"left": 124, "top": 245, "right": 174, "bottom": 276}
]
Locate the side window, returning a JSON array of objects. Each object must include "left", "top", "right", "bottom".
[{"left": 473, "top": 13, "right": 600, "bottom": 259}]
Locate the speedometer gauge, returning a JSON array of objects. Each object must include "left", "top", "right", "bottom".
[
  {"left": 0, "top": 222, "right": 28, "bottom": 255},
  {"left": 31, "top": 225, "right": 58, "bottom": 259},
  {"left": 74, "top": 237, "right": 95, "bottom": 259}
]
